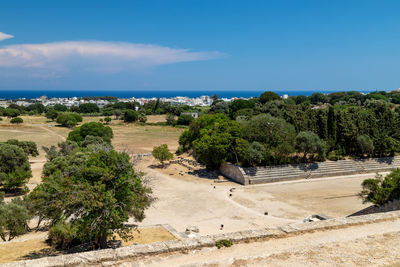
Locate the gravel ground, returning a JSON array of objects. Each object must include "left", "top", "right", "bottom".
[{"left": 123, "top": 219, "right": 400, "bottom": 266}]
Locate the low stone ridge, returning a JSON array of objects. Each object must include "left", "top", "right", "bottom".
[
  {"left": 4, "top": 210, "right": 400, "bottom": 267},
  {"left": 221, "top": 156, "right": 400, "bottom": 185}
]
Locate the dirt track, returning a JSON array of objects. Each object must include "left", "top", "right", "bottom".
[{"left": 135, "top": 157, "right": 384, "bottom": 235}]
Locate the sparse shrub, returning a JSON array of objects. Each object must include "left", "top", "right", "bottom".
[
  {"left": 138, "top": 113, "right": 147, "bottom": 123},
  {"left": 176, "top": 146, "right": 184, "bottom": 155},
  {"left": 216, "top": 239, "right": 233, "bottom": 249},
  {"left": 0, "top": 196, "right": 30, "bottom": 241},
  {"left": 104, "top": 117, "right": 112, "bottom": 124},
  {"left": 166, "top": 113, "right": 175, "bottom": 125},
  {"left": 152, "top": 144, "right": 173, "bottom": 167}
]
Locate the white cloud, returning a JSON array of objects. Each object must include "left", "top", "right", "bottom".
[
  {"left": 0, "top": 32, "right": 14, "bottom": 41},
  {"left": 0, "top": 41, "right": 222, "bottom": 76}
]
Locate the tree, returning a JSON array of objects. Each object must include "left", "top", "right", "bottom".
[
  {"left": 5, "top": 139, "right": 39, "bottom": 157},
  {"left": 10, "top": 117, "right": 23, "bottom": 124},
  {"left": 244, "top": 114, "right": 296, "bottom": 149},
  {"left": 79, "top": 103, "right": 100, "bottom": 113},
  {"left": 152, "top": 144, "right": 173, "bottom": 167},
  {"left": 114, "top": 109, "right": 122, "bottom": 120},
  {"left": 228, "top": 99, "right": 256, "bottom": 118},
  {"left": 166, "top": 113, "right": 175, "bottom": 125},
  {"left": 357, "top": 135, "right": 374, "bottom": 157},
  {"left": 193, "top": 132, "right": 232, "bottom": 169},
  {"left": 45, "top": 110, "right": 58, "bottom": 121},
  {"left": 3, "top": 108, "right": 20, "bottom": 118},
  {"left": 26, "top": 103, "right": 46, "bottom": 114},
  {"left": 0, "top": 196, "right": 30, "bottom": 241},
  {"left": 193, "top": 120, "right": 244, "bottom": 169},
  {"left": 104, "top": 117, "right": 112, "bottom": 124},
  {"left": 246, "top": 142, "right": 265, "bottom": 166},
  {"left": 360, "top": 169, "right": 400, "bottom": 205},
  {"left": 28, "top": 148, "right": 153, "bottom": 249},
  {"left": 67, "top": 122, "right": 113, "bottom": 145},
  {"left": 295, "top": 131, "right": 326, "bottom": 161},
  {"left": 0, "top": 143, "right": 32, "bottom": 192},
  {"left": 177, "top": 114, "right": 194, "bottom": 125},
  {"left": 310, "top": 93, "right": 329, "bottom": 104},
  {"left": 56, "top": 113, "right": 82, "bottom": 128},
  {"left": 259, "top": 91, "right": 280, "bottom": 104},
  {"left": 138, "top": 113, "right": 147, "bottom": 123},
  {"left": 210, "top": 101, "right": 229, "bottom": 115},
  {"left": 53, "top": 104, "right": 68, "bottom": 112},
  {"left": 123, "top": 110, "right": 138, "bottom": 122}
]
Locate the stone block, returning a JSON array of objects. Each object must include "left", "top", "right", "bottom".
[
  {"left": 163, "top": 239, "right": 186, "bottom": 252},
  {"left": 115, "top": 246, "right": 139, "bottom": 260},
  {"left": 180, "top": 238, "right": 201, "bottom": 250},
  {"left": 196, "top": 236, "right": 215, "bottom": 247}
]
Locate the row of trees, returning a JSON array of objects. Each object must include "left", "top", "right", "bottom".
[{"left": 179, "top": 91, "right": 400, "bottom": 169}]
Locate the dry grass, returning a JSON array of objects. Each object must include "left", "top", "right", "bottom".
[
  {"left": 0, "top": 239, "right": 52, "bottom": 263},
  {"left": 0, "top": 124, "right": 66, "bottom": 160},
  {"left": 113, "top": 227, "right": 177, "bottom": 246},
  {"left": 111, "top": 124, "right": 183, "bottom": 154},
  {"left": 0, "top": 226, "right": 176, "bottom": 264}
]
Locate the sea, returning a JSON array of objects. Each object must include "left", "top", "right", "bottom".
[{"left": 0, "top": 90, "right": 373, "bottom": 100}]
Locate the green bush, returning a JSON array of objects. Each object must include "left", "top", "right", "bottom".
[
  {"left": 5, "top": 139, "right": 39, "bottom": 157},
  {"left": 45, "top": 110, "right": 58, "bottom": 121},
  {"left": 67, "top": 122, "right": 113, "bottom": 145},
  {"left": 216, "top": 239, "right": 233, "bottom": 249},
  {"left": 360, "top": 169, "right": 400, "bottom": 205},
  {"left": 0, "top": 143, "right": 32, "bottom": 192},
  {"left": 177, "top": 114, "right": 194, "bottom": 125},
  {"left": 56, "top": 113, "right": 82, "bottom": 128},
  {"left": 104, "top": 117, "right": 112, "bottom": 124},
  {"left": 152, "top": 144, "right": 173, "bottom": 167},
  {"left": 49, "top": 221, "right": 79, "bottom": 249},
  {"left": 0, "top": 197, "right": 30, "bottom": 241},
  {"left": 10, "top": 117, "right": 23, "bottom": 124},
  {"left": 123, "top": 110, "right": 138, "bottom": 122}
]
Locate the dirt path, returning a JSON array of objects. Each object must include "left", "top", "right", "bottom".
[
  {"left": 131, "top": 219, "right": 400, "bottom": 266},
  {"left": 133, "top": 166, "right": 295, "bottom": 235},
  {"left": 38, "top": 126, "right": 66, "bottom": 141}
]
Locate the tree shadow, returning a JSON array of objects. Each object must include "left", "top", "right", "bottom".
[{"left": 20, "top": 248, "right": 61, "bottom": 260}]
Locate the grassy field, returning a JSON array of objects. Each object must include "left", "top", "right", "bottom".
[{"left": 0, "top": 115, "right": 182, "bottom": 156}]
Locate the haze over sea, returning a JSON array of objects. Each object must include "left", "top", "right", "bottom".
[{"left": 0, "top": 90, "right": 374, "bottom": 100}]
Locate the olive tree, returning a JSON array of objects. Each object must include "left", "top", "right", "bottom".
[
  {"left": 152, "top": 144, "right": 173, "bottom": 167},
  {"left": 0, "top": 195, "right": 30, "bottom": 241},
  {"left": 28, "top": 148, "right": 153, "bottom": 249},
  {"left": 0, "top": 143, "right": 32, "bottom": 192},
  {"left": 295, "top": 131, "right": 326, "bottom": 161}
]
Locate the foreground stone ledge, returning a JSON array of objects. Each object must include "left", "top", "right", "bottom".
[{"left": 3, "top": 210, "right": 400, "bottom": 267}]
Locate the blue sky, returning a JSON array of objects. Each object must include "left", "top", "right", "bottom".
[{"left": 0, "top": 0, "right": 400, "bottom": 91}]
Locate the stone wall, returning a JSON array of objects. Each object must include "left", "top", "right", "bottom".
[
  {"left": 5, "top": 210, "right": 400, "bottom": 267},
  {"left": 219, "top": 163, "right": 249, "bottom": 185}
]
